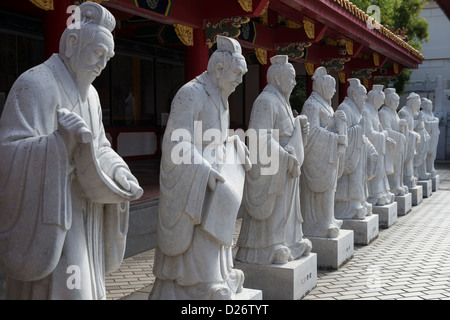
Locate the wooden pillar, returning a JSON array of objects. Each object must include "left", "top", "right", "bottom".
[
  {"left": 259, "top": 50, "right": 275, "bottom": 92},
  {"left": 184, "top": 28, "right": 209, "bottom": 82},
  {"left": 44, "top": 0, "right": 72, "bottom": 59}
]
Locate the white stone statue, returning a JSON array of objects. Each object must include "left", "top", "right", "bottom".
[
  {"left": 149, "top": 36, "right": 251, "bottom": 300},
  {"left": 421, "top": 98, "right": 440, "bottom": 178},
  {"left": 335, "top": 78, "right": 377, "bottom": 220},
  {"left": 300, "top": 66, "right": 347, "bottom": 238},
  {"left": 379, "top": 88, "right": 409, "bottom": 196},
  {"left": 363, "top": 85, "right": 395, "bottom": 206},
  {"left": 413, "top": 96, "right": 432, "bottom": 181},
  {"left": 398, "top": 92, "right": 424, "bottom": 187},
  {"left": 0, "top": 2, "right": 143, "bottom": 300},
  {"left": 235, "top": 55, "right": 312, "bottom": 265}
]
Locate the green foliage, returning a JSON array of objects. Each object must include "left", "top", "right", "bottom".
[{"left": 350, "top": 0, "right": 430, "bottom": 93}]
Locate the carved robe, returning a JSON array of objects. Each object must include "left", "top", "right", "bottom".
[
  {"left": 422, "top": 110, "right": 440, "bottom": 177},
  {"left": 0, "top": 54, "right": 130, "bottom": 300},
  {"left": 150, "top": 72, "right": 247, "bottom": 300},
  {"left": 236, "top": 84, "right": 311, "bottom": 265},
  {"left": 363, "top": 102, "right": 393, "bottom": 205},
  {"left": 398, "top": 106, "right": 420, "bottom": 188},
  {"left": 379, "top": 106, "right": 408, "bottom": 195},
  {"left": 335, "top": 97, "right": 375, "bottom": 219},
  {"left": 300, "top": 91, "right": 343, "bottom": 238}
]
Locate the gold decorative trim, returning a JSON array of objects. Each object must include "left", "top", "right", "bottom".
[
  {"left": 305, "top": 62, "right": 315, "bottom": 76},
  {"left": 345, "top": 40, "right": 353, "bottom": 56},
  {"left": 393, "top": 62, "right": 399, "bottom": 74},
  {"left": 174, "top": 24, "right": 194, "bottom": 46},
  {"left": 363, "top": 78, "right": 369, "bottom": 89},
  {"left": 303, "top": 19, "right": 315, "bottom": 39},
  {"left": 338, "top": 71, "right": 346, "bottom": 84},
  {"left": 238, "top": 0, "right": 252, "bottom": 12},
  {"left": 373, "top": 53, "right": 380, "bottom": 66},
  {"left": 286, "top": 18, "right": 302, "bottom": 29},
  {"left": 255, "top": 48, "right": 267, "bottom": 65},
  {"left": 259, "top": 2, "right": 269, "bottom": 25},
  {"left": 29, "top": 0, "right": 53, "bottom": 10}
]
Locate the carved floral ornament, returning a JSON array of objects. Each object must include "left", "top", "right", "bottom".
[
  {"left": 206, "top": 16, "right": 250, "bottom": 48},
  {"left": 255, "top": 48, "right": 267, "bottom": 65},
  {"left": 173, "top": 24, "right": 193, "bottom": 46},
  {"left": 238, "top": 0, "right": 252, "bottom": 12}
]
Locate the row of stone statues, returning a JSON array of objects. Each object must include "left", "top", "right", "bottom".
[{"left": 0, "top": 2, "right": 440, "bottom": 300}]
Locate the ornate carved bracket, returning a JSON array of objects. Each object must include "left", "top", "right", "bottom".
[
  {"left": 255, "top": 48, "right": 267, "bottom": 65},
  {"left": 305, "top": 62, "right": 315, "bottom": 76},
  {"left": 174, "top": 24, "right": 193, "bottom": 46},
  {"left": 238, "top": 0, "right": 252, "bottom": 12},
  {"left": 29, "top": 0, "right": 53, "bottom": 10},
  {"left": 303, "top": 19, "right": 315, "bottom": 39}
]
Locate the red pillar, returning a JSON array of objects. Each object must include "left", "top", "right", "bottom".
[
  {"left": 184, "top": 28, "right": 209, "bottom": 82},
  {"left": 44, "top": 0, "right": 72, "bottom": 59},
  {"left": 259, "top": 50, "right": 275, "bottom": 92}
]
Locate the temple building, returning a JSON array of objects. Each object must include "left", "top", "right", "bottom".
[{"left": 0, "top": 0, "right": 424, "bottom": 262}]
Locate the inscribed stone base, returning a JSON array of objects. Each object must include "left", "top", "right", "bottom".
[
  {"left": 234, "top": 253, "right": 317, "bottom": 300},
  {"left": 341, "top": 215, "right": 379, "bottom": 245},
  {"left": 417, "top": 180, "right": 432, "bottom": 198},
  {"left": 308, "top": 229, "right": 354, "bottom": 270},
  {"left": 410, "top": 185, "right": 423, "bottom": 206},
  {"left": 373, "top": 202, "right": 398, "bottom": 229},
  {"left": 395, "top": 193, "right": 412, "bottom": 216},
  {"left": 432, "top": 175, "right": 440, "bottom": 192},
  {"left": 234, "top": 288, "right": 263, "bottom": 300}
]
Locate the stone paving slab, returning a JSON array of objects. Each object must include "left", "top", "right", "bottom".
[{"left": 106, "top": 163, "right": 450, "bottom": 300}]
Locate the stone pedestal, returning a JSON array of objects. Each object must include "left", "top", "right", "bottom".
[
  {"left": 417, "top": 180, "right": 432, "bottom": 198},
  {"left": 234, "top": 253, "right": 317, "bottom": 300},
  {"left": 235, "top": 288, "right": 263, "bottom": 300},
  {"left": 341, "top": 215, "right": 379, "bottom": 245},
  {"left": 432, "top": 175, "right": 440, "bottom": 192},
  {"left": 307, "top": 229, "right": 354, "bottom": 270},
  {"left": 410, "top": 185, "right": 423, "bottom": 206},
  {"left": 395, "top": 193, "right": 412, "bottom": 216},
  {"left": 373, "top": 202, "right": 398, "bottom": 228}
]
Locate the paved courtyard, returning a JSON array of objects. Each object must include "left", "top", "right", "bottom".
[{"left": 106, "top": 162, "right": 450, "bottom": 300}]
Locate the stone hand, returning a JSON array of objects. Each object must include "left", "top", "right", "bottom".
[
  {"left": 114, "top": 167, "right": 141, "bottom": 194},
  {"left": 208, "top": 168, "right": 225, "bottom": 191},
  {"left": 335, "top": 110, "right": 347, "bottom": 122},
  {"left": 57, "top": 108, "right": 92, "bottom": 151},
  {"left": 285, "top": 146, "right": 300, "bottom": 178}
]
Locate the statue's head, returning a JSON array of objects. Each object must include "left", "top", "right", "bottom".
[
  {"left": 406, "top": 92, "right": 421, "bottom": 113},
  {"left": 421, "top": 98, "right": 433, "bottom": 112},
  {"left": 59, "top": 2, "right": 115, "bottom": 88},
  {"left": 207, "top": 36, "right": 247, "bottom": 98},
  {"left": 367, "top": 84, "right": 385, "bottom": 110},
  {"left": 384, "top": 88, "right": 399, "bottom": 110},
  {"left": 311, "top": 66, "right": 336, "bottom": 101},
  {"left": 267, "top": 55, "right": 296, "bottom": 98},
  {"left": 347, "top": 78, "right": 366, "bottom": 110}
]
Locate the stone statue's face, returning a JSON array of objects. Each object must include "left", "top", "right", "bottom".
[
  {"left": 422, "top": 101, "right": 432, "bottom": 112},
  {"left": 410, "top": 97, "right": 421, "bottom": 112},
  {"left": 373, "top": 92, "right": 385, "bottom": 109},
  {"left": 387, "top": 94, "right": 400, "bottom": 110},
  {"left": 72, "top": 29, "right": 115, "bottom": 87},
  {"left": 353, "top": 86, "right": 367, "bottom": 109},
  {"left": 278, "top": 64, "right": 297, "bottom": 97},
  {"left": 217, "top": 55, "right": 247, "bottom": 97},
  {"left": 322, "top": 76, "right": 336, "bottom": 101}
]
